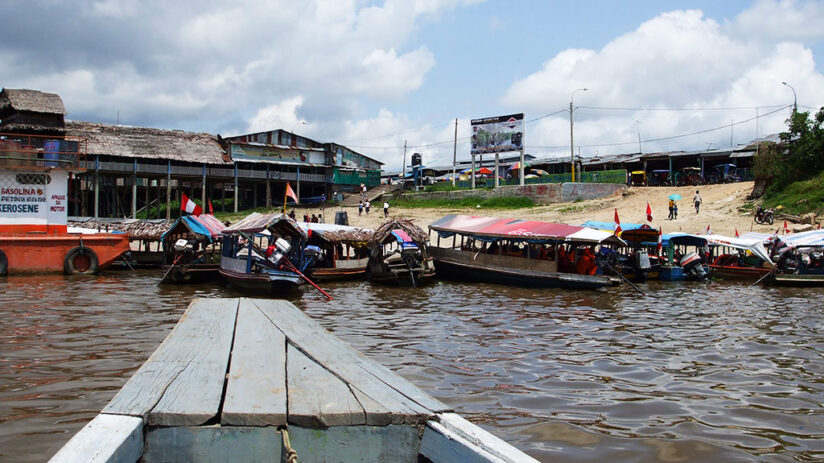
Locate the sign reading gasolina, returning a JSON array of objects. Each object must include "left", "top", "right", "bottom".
[{"left": 0, "top": 171, "right": 68, "bottom": 225}]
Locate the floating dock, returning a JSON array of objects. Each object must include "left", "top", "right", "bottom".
[{"left": 50, "top": 297, "right": 537, "bottom": 462}]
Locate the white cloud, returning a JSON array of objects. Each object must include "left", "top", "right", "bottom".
[
  {"left": 247, "top": 97, "right": 306, "bottom": 133},
  {"left": 498, "top": 5, "right": 824, "bottom": 159}
]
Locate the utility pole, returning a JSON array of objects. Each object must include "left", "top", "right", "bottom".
[
  {"left": 402, "top": 140, "right": 407, "bottom": 190},
  {"left": 452, "top": 118, "right": 457, "bottom": 187},
  {"left": 570, "top": 88, "right": 587, "bottom": 183}
]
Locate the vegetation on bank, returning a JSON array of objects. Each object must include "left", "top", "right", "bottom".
[
  {"left": 390, "top": 195, "right": 535, "bottom": 209},
  {"left": 754, "top": 107, "right": 824, "bottom": 215},
  {"left": 761, "top": 170, "right": 824, "bottom": 215}
]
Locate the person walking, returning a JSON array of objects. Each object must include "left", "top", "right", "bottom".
[
  {"left": 383, "top": 201, "right": 389, "bottom": 218},
  {"left": 668, "top": 199, "right": 675, "bottom": 220},
  {"left": 358, "top": 201, "right": 363, "bottom": 216},
  {"left": 693, "top": 190, "right": 702, "bottom": 213},
  {"left": 365, "top": 200, "right": 371, "bottom": 214}
]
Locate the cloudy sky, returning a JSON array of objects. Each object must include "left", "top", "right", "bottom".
[{"left": 2, "top": 0, "right": 823, "bottom": 170}]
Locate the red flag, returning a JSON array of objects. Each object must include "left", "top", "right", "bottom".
[
  {"left": 646, "top": 202, "right": 653, "bottom": 222},
  {"left": 180, "top": 193, "right": 202, "bottom": 215},
  {"left": 818, "top": 223, "right": 822, "bottom": 230},
  {"left": 285, "top": 183, "right": 298, "bottom": 204},
  {"left": 208, "top": 199, "right": 214, "bottom": 215},
  {"left": 734, "top": 228, "right": 740, "bottom": 238},
  {"left": 656, "top": 227, "right": 662, "bottom": 256},
  {"left": 783, "top": 220, "right": 789, "bottom": 234},
  {"left": 614, "top": 208, "right": 622, "bottom": 235}
]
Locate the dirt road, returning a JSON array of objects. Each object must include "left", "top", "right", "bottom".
[{"left": 301, "top": 182, "right": 795, "bottom": 236}]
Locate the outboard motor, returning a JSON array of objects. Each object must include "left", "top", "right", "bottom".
[
  {"left": 267, "top": 237, "right": 292, "bottom": 266},
  {"left": 680, "top": 252, "right": 709, "bottom": 281}
]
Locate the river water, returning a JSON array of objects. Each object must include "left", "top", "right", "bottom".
[{"left": 1, "top": 271, "right": 822, "bottom": 462}]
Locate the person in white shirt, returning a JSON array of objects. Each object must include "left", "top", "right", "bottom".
[
  {"left": 383, "top": 202, "right": 389, "bottom": 217},
  {"left": 693, "top": 190, "right": 702, "bottom": 213}
]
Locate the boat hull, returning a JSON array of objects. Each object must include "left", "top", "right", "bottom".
[
  {"left": 308, "top": 266, "right": 366, "bottom": 282},
  {"left": 0, "top": 233, "right": 130, "bottom": 275},
  {"left": 766, "top": 273, "right": 824, "bottom": 287},
  {"left": 431, "top": 247, "right": 620, "bottom": 289},
  {"left": 219, "top": 268, "right": 302, "bottom": 293},
  {"left": 709, "top": 264, "right": 772, "bottom": 280},
  {"left": 162, "top": 264, "right": 222, "bottom": 284}
]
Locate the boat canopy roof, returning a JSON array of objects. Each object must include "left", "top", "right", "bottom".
[
  {"left": 430, "top": 214, "right": 626, "bottom": 246},
  {"left": 776, "top": 229, "right": 824, "bottom": 249},
  {"left": 661, "top": 232, "right": 774, "bottom": 264},
  {"left": 580, "top": 221, "right": 649, "bottom": 232},
  {"left": 161, "top": 214, "right": 226, "bottom": 243},
  {"left": 223, "top": 212, "right": 307, "bottom": 239}
]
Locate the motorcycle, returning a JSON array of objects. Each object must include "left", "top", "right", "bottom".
[{"left": 754, "top": 207, "right": 774, "bottom": 225}]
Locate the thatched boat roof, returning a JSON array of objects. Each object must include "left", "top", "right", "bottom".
[
  {"left": 370, "top": 218, "right": 428, "bottom": 245},
  {"left": 66, "top": 121, "right": 229, "bottom": 164},
  {"left": 69, "top": 218, "right": 173, "bottom": 241},
  {"left": 0, "top": 88, "right": 66, "bottom": 115}
]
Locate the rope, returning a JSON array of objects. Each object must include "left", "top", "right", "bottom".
[{"left": 280, "top": 427, "right": 298, "bottom": 463}]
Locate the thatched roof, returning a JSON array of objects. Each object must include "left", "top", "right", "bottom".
[
  {"left": 66, "top": 121, "right": 229, "bottom": 164},
  {"left": 370, "top": 218, "right": 429, "bottom": 245},
  {"left": 0, "top": 88, "right": 66, "bottom": 115},
  {"left": 69, "top": 218, "right": 172, "bottom": 241}
]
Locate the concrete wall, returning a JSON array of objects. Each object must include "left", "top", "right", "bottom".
[{"left": 385, "top": 183, "right": 625, "bottom": 205}]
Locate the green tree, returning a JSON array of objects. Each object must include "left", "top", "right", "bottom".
[{"left": 777, "top": 107, "right": 824, "bottom": 186}]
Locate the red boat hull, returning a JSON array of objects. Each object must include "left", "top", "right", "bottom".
[{"left": 0, "top": 233, "right": 131, "bottom": 274}]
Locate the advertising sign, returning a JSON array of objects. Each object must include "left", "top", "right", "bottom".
[
  {"left": 0, "top": 171, "right": 68, "bottom": 226},
  {"left": 470, "top": 113, "right": 524, "bottom": 155}
]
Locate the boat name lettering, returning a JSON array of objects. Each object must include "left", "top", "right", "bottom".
[
  {"left": 506, "top": 229, "right": 543, "bottom": 237},
  {"left": 0, "top": 204, "right": 39, "bottom": 213}
]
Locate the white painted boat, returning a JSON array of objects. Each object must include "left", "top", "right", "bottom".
[{"left": 51, "top": 298, "right": 537, "bottom": 462}]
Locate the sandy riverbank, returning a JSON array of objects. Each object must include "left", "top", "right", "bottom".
[{"left": 294, "top": 181, "right": 795, "bottom": 236}]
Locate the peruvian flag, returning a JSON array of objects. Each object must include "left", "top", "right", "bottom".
[
  {"left": 285, "top": 182, "right": 299, "bottom": 204},
  {"left": 656, "top": 227, "right": 662, "bottom": 256},
  {"left": 180, "top": 193, "right": 202, "bottom": 215},
  {"left": 614, "top": 208, "right": 622, "bottom": 235},
  {"left": 646, "top": 202, "right": 653, "bottom": 222},
  {"left": 784, "top": 220, "right": 789, "bottom": 234},
  {"left": 735, "top": 228, "right": 740, "bottom": 238}
]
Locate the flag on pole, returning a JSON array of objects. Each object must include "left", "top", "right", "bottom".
[
  {"left": 783, "top": 220, "right": 789, "bottom": 234},
  {"left": 656, "top": 227, "right": 662, "bottom": 256},
  {"left": 614, "top": 208, "right": 622, "bottom": 235},
  {"left": 646, "top": 202, "right": 653, "bottom": 222},
  {"left": 734, "top": 228, "right": 739, "bottom": 238},
  {"left": 208, "top": 200, "right": 214, "bottom": 215},
  {"left": 283, "top": 182, "right": 299, "bottom": 213},
  {"left": 180, "top": 193, "right": 202, "bottom": 216}
]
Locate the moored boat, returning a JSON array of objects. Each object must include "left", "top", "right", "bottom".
[
  {"left": 763, "top": 230, "right": 824, "bottom": 286},
  {"left": 367, "top": 218, "right": 435, "bottom": 286},
  {"left": 0, "top": 132, "right": 130, "bottom": 275},
  {"left": 159, "top": 213, "right": 226, "bottom": 283},
  {"left": 219, "top": 212, "right": 312, "bottom": 293},
  {"left": 428, "top": 214, "right": 623, "bottom": 289},
  {"left": 704, "top": 234, "right": 775, "bottom": 280},
  {"left": 299, "top": 221, "right": 372, "bottom": 281}
]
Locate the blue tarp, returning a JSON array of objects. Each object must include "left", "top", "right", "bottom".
[{"left": 580, "top": 221, "right": 647, "bottom": 232}]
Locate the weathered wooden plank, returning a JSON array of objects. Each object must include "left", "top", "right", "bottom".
[
  {"left": 287, "top": 342, "right": 365, "bottom": 426},
  {"left": 49, "top": 414, "right": 143, "bottom": 463},
  {"left": 143, "top": 426, "right": 282, "bottom": 463},
  {"left": 221, "top": 300, "right": 287, "bottom": 426},
  {"left": 252, "top": 299, "right": 449, "bottom": 422},
  {"left": 419, "top": 413, "right": 539, "bottom": 463},
  {"left": 351, "top": 386, "right": 393, "bottom": 426},
  {"left": 103, "top": 298, "right": 239, "bottom": 425}
]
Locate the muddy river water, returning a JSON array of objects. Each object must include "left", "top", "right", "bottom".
[{"left": 1, "top": 271, "right": 822, "bottom": 462}]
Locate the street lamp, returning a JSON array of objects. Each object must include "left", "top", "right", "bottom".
[
  {"left": 782, "top": 81, "right": 797, "bottom": 113},
  {"left": 570, "top": 88, "right": 587, "bottom": 182}
]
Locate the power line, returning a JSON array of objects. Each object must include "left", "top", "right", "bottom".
[{"left": 578, "top": 104, "right": 787, "bottom": 112}]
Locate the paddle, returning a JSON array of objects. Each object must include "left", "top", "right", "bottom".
[
  {"left": 158, "top": 253, "right": 184, "bottom": 285},
  {"left": 753, "top": 267, "right": 778, "bottom": 286},
  {"left": 605, "top": 262, "right": 646, "bottom": 296}
]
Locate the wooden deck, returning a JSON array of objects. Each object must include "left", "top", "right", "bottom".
[{"left": 51, "top": 297, "right": 538, "bottom": 462}]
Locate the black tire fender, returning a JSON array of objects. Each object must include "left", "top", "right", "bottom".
[
  {"left": 0, "top": 249, "right": 7, "bottom": 276},
  {"left": 64, "top": 246, "right": 99, "bottom": 275}
]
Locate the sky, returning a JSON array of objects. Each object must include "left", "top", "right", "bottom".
[{"left": 2, "top": 0, "right": 824, "bottom": 171}]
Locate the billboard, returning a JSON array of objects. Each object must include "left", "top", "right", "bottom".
[{"left": 470, "top": 113, "right": 524, "bottom": 155}]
